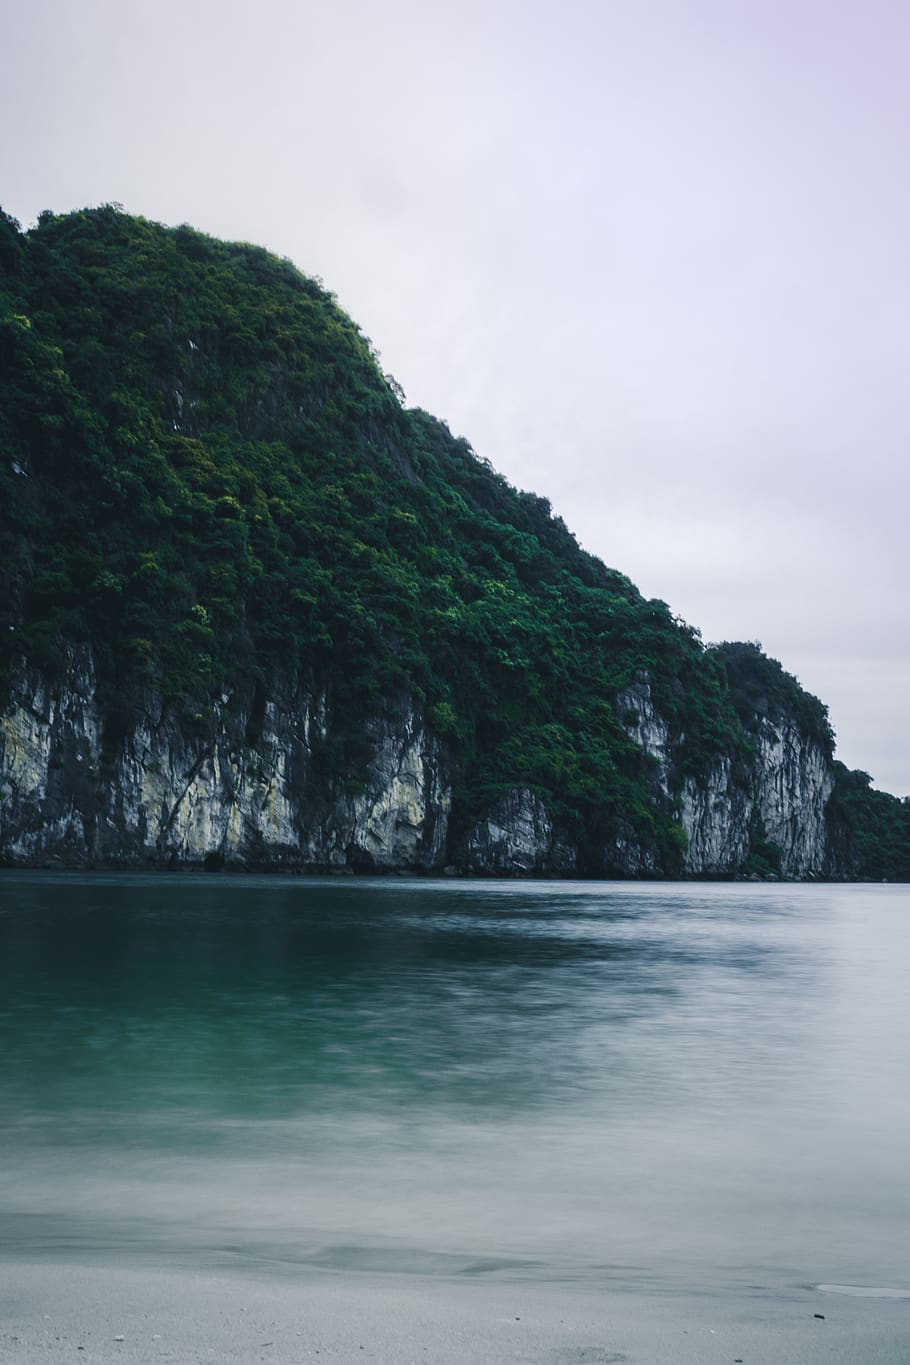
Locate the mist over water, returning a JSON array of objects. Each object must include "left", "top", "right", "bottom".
[{"left": 1, "top": 874, "right": 909, "bottom": 1294}]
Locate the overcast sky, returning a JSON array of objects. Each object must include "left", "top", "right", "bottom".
[{"left": 3, "top": 0, "right": 907, "bottom": 793}]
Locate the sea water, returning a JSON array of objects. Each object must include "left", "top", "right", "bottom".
[{"left": 1, "top": 873, "right": 908, "bottom": 1296}]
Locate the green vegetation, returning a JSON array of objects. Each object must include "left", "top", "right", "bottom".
[
  {"left": 714, "top": 641, "right": 834, "bottom": 757},
  {"left": 827, "top": 766, "right": 910, "bottom": 882},
  {"left": 0, "top": 205, "right": 905, "bottom": 876}
]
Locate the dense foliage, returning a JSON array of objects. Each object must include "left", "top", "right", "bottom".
[
  {"left": 0, "top": 206, "right": 904, "bottom": 876},
  {"left": 827, "top": 766, "right": 910, "bottom": 882},
  {"left": 713, "top": 641, "right": 835, "bottom": 758}
]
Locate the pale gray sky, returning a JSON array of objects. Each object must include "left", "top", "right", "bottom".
[{"left": 3, "top": 0, "right": 908, "bottom": 793}]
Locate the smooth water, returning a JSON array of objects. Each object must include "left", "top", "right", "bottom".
[{"left": 1, "top": 873, "right": 909, "bottom": 1294}]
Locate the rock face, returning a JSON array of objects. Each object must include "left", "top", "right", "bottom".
[
  {"left": 462, "top": 788, "right": 576, "bottom": 875},
  {"left": 681, "top": 722, "right": 833, "bottom": 877},
  {"left": 1, "top": 653, "right": 838, "bottom": 876},
  {"left": 679, "top": 759, "right": 751, "bottom": 873},
  {"left": 618, "top": 678, "right": 835, "bottom": 877},
  {"left": 753, "top": 723, "right": 834, "bottom": 875},
  {"left": 617, "top": 680, "right": 672, "bottom": 793},
  {"left": 0, "top": 648, "right": 450, "bottom": 870}
]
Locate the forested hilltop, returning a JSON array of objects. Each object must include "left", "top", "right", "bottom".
[{"left": 1, "top": 206, "right": 907, "bottom": 878}]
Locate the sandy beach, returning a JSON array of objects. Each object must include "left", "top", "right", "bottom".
[{"left": 3, "top": 1257, "right": 910, "bottom": 1365}]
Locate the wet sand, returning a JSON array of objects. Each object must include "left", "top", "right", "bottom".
[{"left": 2, "top": 1259, "right": 909, "bottom": 1365}]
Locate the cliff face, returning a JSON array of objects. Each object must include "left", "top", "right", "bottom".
[
  {"left": 462, "top": 788, "right": 577, "bottom": 875},
  {"left": 1, "top": 652, "right": 838, "bottom": 877},
  {"left": 615, "top": 678, "right": 835, "bottom": 878},
  {"left": 0, "top": 648, "right": 449, "bottom": 871},
  {"left": 678, "top": 727, "right": 833, "bottom": 876}
]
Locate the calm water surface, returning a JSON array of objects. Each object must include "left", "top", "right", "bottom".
[{"left": 1, "top": 874, "right": 908, "bottom": 1293}]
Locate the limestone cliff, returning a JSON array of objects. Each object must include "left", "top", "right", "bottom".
[
  {"left": 462, "top": 788, "right": 576, "bottom": 875},
  {"left": 0, "top": 648, "right": 449, "bottom": 871},
  {"left": 616, "top": 678, "right": 835, "bottom": 877},
  {"left": 1, "top": 650, "right": 841, "bottom": 877}
]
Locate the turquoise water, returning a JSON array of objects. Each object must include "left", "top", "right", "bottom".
[{"left": 1, "top": 873, "right": 909, "bottom": 1293}]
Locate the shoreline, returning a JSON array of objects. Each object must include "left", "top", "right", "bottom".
[
  {"left": 3, "top": 1256, "right": 910, "bottom": 1365},
  {"left": 0, "top": 862, "right": 895, "bottom": 883}
]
